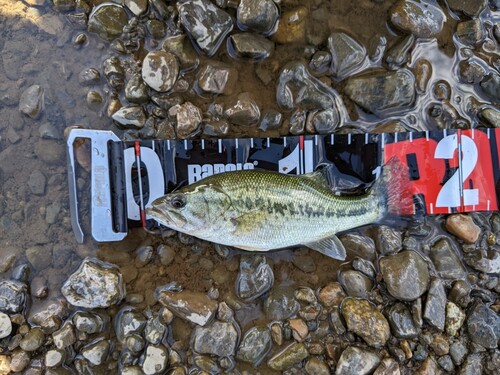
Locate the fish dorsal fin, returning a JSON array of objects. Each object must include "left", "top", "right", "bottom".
[
  {"left": 298, "top": 168, "right": 331, "bottom": 190},
  {"left": 303, "top": 235, "right": 347, "bottom": 260}
]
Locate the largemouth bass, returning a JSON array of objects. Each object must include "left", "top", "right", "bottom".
[{"left": 146, "top": 158, "right": 411, "bottom": 260}]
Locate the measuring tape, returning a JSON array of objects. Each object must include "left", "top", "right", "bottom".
[{"left": 66, "top": 128, "right": 500, "bottom": 243}]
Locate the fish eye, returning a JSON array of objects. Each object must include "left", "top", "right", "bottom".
[{"left": 170, "top": 194, "right": 186, "bottom": 209}]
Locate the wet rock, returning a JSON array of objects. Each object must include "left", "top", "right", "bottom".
[
  {"left": 446, "top": 215, "right": 482, "bottom": 244},
  {"left": 169, "top": 102, "right": 202, "bottom": 138},
  {"left": 103, "top": 56, "right": 125, "bottom": 90},
  {"left": 157, "top": 244, "right": 175, "bottom": 266},
  {"left": 459, "top": 59, "right": 486, "bottom": 84},
  {"left": 20, "top": 327, "right": 45, "bottom": 351},
  {"left": 237, "top": 0, "right": 279, "bottom": 35},
  {"left": 112, "top": 105, "right": 147, "bottom": 128},
  {"left": 289, "top": 317, "right": 308, "bottom": 342},
  {"left": 28, "top": 170, "right": 46, "bottom": 196},
  {"left": 158, "top": 289, "right": 217, "bottom": 326},
  {"left": 193, "top": 320, "right": 238, "bottom": 357},
  {"left": 0, "top": 279, "right": 27, "bottom": 314},
  {"left": 430, "top": 334, "right": 449, "bottom": 356},
  {"left": 277, "top": 62, "right": 343, "bottom": 114},
  {"left": 142, "top": 344, "right": 169, "bottom": 375},
  {"left": 457, "top": 20, "right": 484, "bottom": 45},
  {"left": 9, "top": 350, "right": 28, "bottom": 373},
  {"left": 374, "top": 358, "right": 400, "bottom": 375},
  {"left": 19, "top": 85, "right": 44, "bottom": 119},
  {"left": 305, "top": 357, "right": 330, "bottom": 375},
  {"left": 115, "top": 306, "right": 147, "bottom": 343},
  {"left": 464, "top": 248, "right": 500, "bottom": 273},
  {"left": 438, "top": 355, "right": 454, "bottom": 372},
  {"left": 147, "top": 19, "right": 166, "bottom": 39},
  {"left": 416, "top": 356, "right": 442, "bottom": 375},
  {"left": 467, "top": 304, "right": 500, "bottom": 348},
  {"left": 145, "top": 316, "right": 167, "bottom": 345},
  {"left": 328, "top": 32, "right": 366, "bottom": 78},
  {"left": 259, "top": 110, "right": 283, "bottom": 131},
  {"left": 479, "top": 107, "right": 500, "bottom": 127},
  {"left": 88, "top": 3, "right": 128, "bottom": 41},
  {"left": 380, "top": 251, "right": 429, "bottom": 301},
  {"left": 236, "top": 326, "right": 272, "bottom": 366},
  {"left": 125, "top": 74, "right": 149, "bottom": 104},
  {"left": 79, "top": 68, "right": 100, "bottom": 86},
  {"left": 142, "top": 51, "right": 179, "bottom": 93},
  {"left": 196, "top": 61, "right": 238, "bottom": 95},
  {"left": 341, "top": 298, "right": 390, "bottom": 347},
  {"left": 225, "top": 92, "right": 261, "bottom": 126},
  {"left": 267, "top": 342, "right": 308, "bottom": 371},
  {"left": 53, "top": 0, "right": 76, "bottom": 12},
  {"left": 446, "top": 0, "right": 487, "bottom": 17},
  {"left": 308, "top": 108, "right": 341, "bottom": 133},
  {"left": 264, "top": 285, "right": 300, "bottom": 320},
  {"left": 423, "top": 278, "right": 446, "bottom": 331},
  {"left": 386, "top": 34, "right": 415, "bottom": 67},
  {"left": 341, "top": 233, "right": 377, "bottom": 260},
  {"left": 45, "top": 349, "right": 65, "bottom": 368},
  {"left": 0, "top": 312, "right": 12, "bottom": 339},
  {"left": 73, "top": 311, "right": 106, "bottom": 334},
  {"left": 162, "top": 34, "right": 199, "bottom": 71},
  {"left": 390, "top": 0, "right": 445, "bottom": 38},
  {"left": 274, "top": 7, "right": 308, "bottom": 44},
  {"left": 336, "top": 346, "right": 380, "bottom": 375},
  {"left": 194, "top": 355, "right": 220, "bottom": 372},
  {"left": 61, "top": 257, "right": 125, "bottom": 308},
  {"left": 228, "top": 33, "right": 275, "bottom": 60},
  {"left": 177, "top": 0, "right": 233, "bottom": 56},
  {"left": 318, "top": 282, "right": 346, "bottom": 308},
  {"left": 450, "top": 341, "right": 467, "bottom": 365},
  {"left": 236, "top": 254, "right": 274, "bottom": 301},
  {"left": 86, "top": 90, "right": 103, "bottom": 110},
  {"left": 459, "top": 354, "right": 483, "bottom": 374},
  {"left": 430, "top": 238, "right": 466, "bottom": 279},
  {"left": 338, "top": 270, "right": 373, "bottom": 298},
  {"left": 386, "top": 302, "right": 418, "bottom": 338},
  {"left": 81, "top": 339, "right": 110, "bottom": 366},
  {"left": 374, "top": 225, "right": 403, "bottom": 255},
  {"left": 124, "top": 0, "right": 148, "bottom": 16},
  {"left": 480, "top": 73, "right": 500, "bottom": 101},
  {"left": 445, "top": 301, "right": 465, "bottom": 336},
  {"left": 52, "top": 322, "right": 76, "bottom": 349},
  {"left": 310, "top": 51, "right": 332, "bottom": 75},
  {"left": 344, "top": 69, "right": 416, "bottom": 115}
]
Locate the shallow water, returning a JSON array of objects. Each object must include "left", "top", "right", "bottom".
[{"left": 0, "top": 0, "right": 499, "bottom": 373}]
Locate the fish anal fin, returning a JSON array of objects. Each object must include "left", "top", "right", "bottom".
[{"left": 303, "top": 235, "right": 346, "bottom": 260}]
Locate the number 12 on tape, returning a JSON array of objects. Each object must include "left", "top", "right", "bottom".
[{"left": 384, "top": 129, "right": 498, "bottom": 214}]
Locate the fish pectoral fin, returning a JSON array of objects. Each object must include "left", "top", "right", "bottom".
[
  {"left": 230, "top": 210, "right": 266, "bottom": 235},
  {"left": 303, "top": 235, "right": 347, "bottom": 260}
]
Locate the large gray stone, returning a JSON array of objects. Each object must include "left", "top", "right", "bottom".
[
  {"left": 177, "top": 0, "right": 233, "bottom": 56},
  {"left": 380, "top": 251, "right": 429, "bottom": 301},
  {"left": 423, "top": 278, "right": 446, "bottom": 331},
  {"left": 467, "top": 304, "right": 500, "bottom": 349},
  {"left": 336, "top": 346, "right": 380, "bottom": 375},
  {"left": 158, "top": 290, "right": 217, "bottom": 326},
  {"left": 344, "top": 69, "right": 415, "bottom": 116},
  {"left": 390, "top": 0, "right": 445, "bottom": 38},
  {"left": 0, "top": 279, "right": 27, "bottom": 314},
  {"left": 193, "top": 321, "right": 239, "bottom": 357},
  {"left": 61, "top": 257, "right": 125, "bottom": 308},
  {"left": 88, "top": 3, "right": 128, "bottom": 41},
  {"left": 328, "top": 32, "right": 366, "bottom": 78},
  {"left": 236, "top": 255, "right": 274, "bottom": 301}
]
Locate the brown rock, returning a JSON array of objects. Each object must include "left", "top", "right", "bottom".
[
  {"left": 289, "top": 318, "right": 308, "bottom": 342},
  {"left": 273, "top": 7, "right": 308, "bottom": 44},
  {"left": 415, "top": 356, "right": 443, "bottom": 375},
  {"left": 445, "top": 214, "right": 481, "bottom": 243},
  {"left": 341, "top": 298, "right": 390, "bottom": 347},
  {"left": 318, "top": 282, "right": 346, "bottom": 308}
]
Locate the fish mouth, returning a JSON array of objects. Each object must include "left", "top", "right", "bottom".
[{"left": 146, "top": 206, "right": 172, "bottom": 226}]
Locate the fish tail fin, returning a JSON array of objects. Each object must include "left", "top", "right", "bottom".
[{"left": 370, "top": 156, "right": 415, "bottom": 219}]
